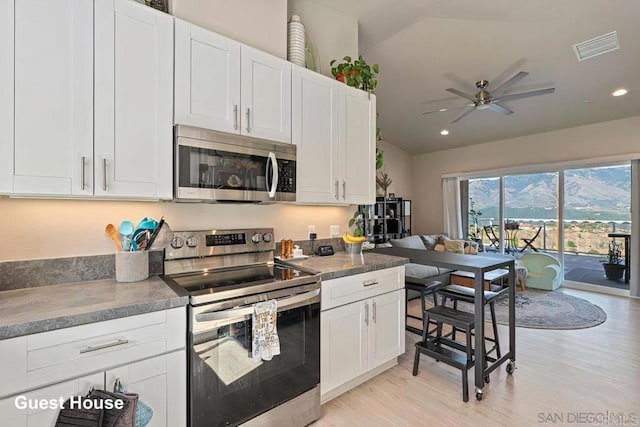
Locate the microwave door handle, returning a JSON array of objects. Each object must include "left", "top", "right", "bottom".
[
  {"left": 195, "top": 289, "right": 320, "bottom": 323},
  {"left": 267, "top": 152, "right": 278, "bottom": 198}
]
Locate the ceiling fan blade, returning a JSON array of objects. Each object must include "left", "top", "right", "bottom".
[
  {"left": 451, "top": 106, "right": 475, "bottom": 123},
  {"left": 490, "top": 71, "right": 529, "bottom": 97},
  {"left": 496, "top": 87, "right": 556, "bottom": 103},
  {"left": 487, "top": 103, "right": 513, "bottom": 115},
  {"left": 446, "top": 88, "right": 477, "bottom": 102},
  {"left": 421, "top": 103, "right": 474, "bottom": 115}
]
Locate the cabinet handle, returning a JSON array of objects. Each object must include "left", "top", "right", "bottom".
[
  {"left": 80, "top": 156, "right": 86, "bottom": 191},
  {"left": 335, "top": 180, "right": 339, "bottom": 200},
  {"left": 363, "top": 279, "right": 379, "bottom": 287},
  {"left": 102, "top": 158, "right": 108, "bottom": 191},
  {"left": 79, "top": 339, "right": 129, "bottom": 354},
  {"left": 342, "top": 180, "right": 346, "bottom": 200},
  {"left": 364, "top": 302, "right": 369, "bottom": 326},
  {"left": 246, "top": 108, "right": 251, "bottom": 133},
  {"left": 373, "top": 301, "right": 377, "bottom": 323},
  {"left": 233, "top": 105, "right": 238, "bottom": 130}
]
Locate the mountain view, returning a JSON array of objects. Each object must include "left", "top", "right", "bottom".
[{"left": 469, "top": 165, "right": 631, "bottom": 222}]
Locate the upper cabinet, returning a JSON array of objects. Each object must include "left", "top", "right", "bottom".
[
  {"left": 0, "top": 0, "right": 173, "bottom": 199},
  {"left": 11, "top": 0, "right": 94, "bottom": 196},
  {"left": 95, "top": 0, "right": 174, "bottom": 199},
  {"left": 293, "top": 65, "right": 375, "bottom": 205},
  {"left": 174, "top": 20, "right": 292, "bottom": 143}
]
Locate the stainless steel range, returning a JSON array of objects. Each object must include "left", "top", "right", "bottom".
[{"left": 163, "top": 228, "right": 321, "bottom": 427}]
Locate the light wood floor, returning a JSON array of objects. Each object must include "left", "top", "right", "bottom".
[{"left": 313, "top": 289, "right": 640, "bottom": 427}]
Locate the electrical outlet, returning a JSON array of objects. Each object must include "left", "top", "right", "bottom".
[
  {"left": 308, "top": 225, "right": 316, "bottom": 236},
  {"left": 330, "top": 225, "right": 340, "bottom": 237}
]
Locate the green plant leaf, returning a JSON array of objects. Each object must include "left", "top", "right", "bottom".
[
  {"left": 343, "top": 56, "right": 352, "bottom": 62},
  {"left": 373, "top": 64, "right": 379, "bottom": 73},
  {"left": 330, "top": 59, "right": 336, "bottom": 66},
  {"left": 348, "top": 218, "right": 355, "bottom": 227},
  {"left": 353, "top": 228, "right": 363, "bottom": 237}
]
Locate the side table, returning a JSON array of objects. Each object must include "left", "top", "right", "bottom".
[{"left": 514, "top": 263, "right": 527, "bottom": 291}]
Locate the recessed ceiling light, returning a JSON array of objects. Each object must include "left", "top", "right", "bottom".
[
  {"left": 612, "top": 88, "right": 628, "bottom": 97},
  {"left": 581, "top": 99, "right": 591, "bottom": 103},
  {"left": 439, "top": 108, "right": 447, "bottom": 112},
  {"left": 440, "top": 129, "right": 449, "bottom": 136}
]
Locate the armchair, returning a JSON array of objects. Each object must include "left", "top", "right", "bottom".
[{"left": 519, "top": 252, "right": 562, "bottom": 290}]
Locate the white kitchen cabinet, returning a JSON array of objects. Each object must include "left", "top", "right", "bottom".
[
  {"left": 292, "top": 66, "right": 340, "bottom": 203},
  {"left": 241, "top": 46, "right": 292, "bottom": 143},
  {"left": 94, "top": 0, "right": 173, "bottom": 199},
  {"left": 25, "top": 373, "right": 104, "bottom": 427},
  {"left": 320, "top": 266, "right": 405, "bottom": 401},
  {"left": 174, "top": 19, "right": 241, "bottom": 134},
  {"left": 339, "top": 86, "right": 376, "bottom": 205},
  {"left": 292, "top": 67, "right": 375, "bottom": 205},
  {"left": 12, "top": 0, "right": 94, "bottom": 196},
  {"left": 106, "top": 352, "right": 187, "bottom": 427},
  {"left": 0, "top": 0, "right": 14, "bottom": 194},
  {"left": 174, "top": 21, "right": 292, "bottom": 143},
  {"left": 0, "top": 395, "right": 26, "bottom": 426}
]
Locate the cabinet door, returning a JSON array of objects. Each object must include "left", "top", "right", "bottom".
[
  {"left": 106, "top": 355, "right": 169, "bottom": 427},
  {"left": 368, "top": 290, "right": 405, "bottom": 370},
  {"left": 0, "top": 396, "right": 26, "bottom": 427},
  {"left": 320, "top": 301, "right": 367, "bottom": 396},
  {"left": 241, "top": 46, "right": 292, "bottom": 143},
  {"left": 0, "top": 0, "right": 13, "bottom": 194},
  {"left": 13, "top": 0, "right": 93, "bottom": 196},
  {"left": 25, "top": 373, "right": 103, "bottom": 427},
  {"left": 340, "top": 87, "right": 375, "bottom": 204},
  {"left": 174, "top": 20, "right": 241, "bottom": 134},
  {"left": 95, "top": 0, "right": 173, "bottom": 199},
  {"left": 292, "top": 66, "right": 340, "bottom": 203}
]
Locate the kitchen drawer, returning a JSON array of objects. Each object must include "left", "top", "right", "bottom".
[{"left": 321, "top": 266, "right": 404, "bottom": 311}]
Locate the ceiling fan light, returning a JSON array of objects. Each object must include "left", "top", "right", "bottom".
[
  {"left": 612, "top": 88, "right": 628, "bottom": 97},
  {"left": 440, "top": 129, "right": 449, "bottom": 136},
  {"left": 476, "top": 103, "right": 490, "bottom": 110}
]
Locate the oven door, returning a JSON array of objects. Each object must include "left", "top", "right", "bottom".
[
  {"left": 175, "top": 131, "right": 296, "bottom": 202},
  {"left": 189, "top": 288, "right": 320, "bottom": 427}
]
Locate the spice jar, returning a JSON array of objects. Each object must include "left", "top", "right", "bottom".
[
  {"left": 280, "top": 239, "right": 287, "bottom": 258},
  {"left": 286, "top": 239, "right": 294, "bottom": 258}
]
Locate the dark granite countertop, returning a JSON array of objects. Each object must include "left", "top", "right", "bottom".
[
  {"left": 277, "top": 251, "right": 408, "bottom": 281},
  {"left": 0, "top": 276, "right": 188, "bottom": 340}
]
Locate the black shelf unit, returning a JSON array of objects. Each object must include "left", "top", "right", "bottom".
[{"left": 361, "top": 197, "right": 411, "bottom": 244}]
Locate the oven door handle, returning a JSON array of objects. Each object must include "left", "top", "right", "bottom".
[{"left": 195, "top": 288, "right": 320, "bottom": 323}]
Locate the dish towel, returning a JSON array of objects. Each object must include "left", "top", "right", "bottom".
[{"left": 252, "top": 299, "right": 280, "bottom": 361}]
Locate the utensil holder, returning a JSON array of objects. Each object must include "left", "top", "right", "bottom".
[
  {"left": 344, "top": 242, "right": 363, "bottom": 255},
  {"left": 115, "top": 251, "right": 149, "bottom": 282}
]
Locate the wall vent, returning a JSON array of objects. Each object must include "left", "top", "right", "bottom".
[{"left": 573, "top": 31, "right": 619, "bottom": 61}]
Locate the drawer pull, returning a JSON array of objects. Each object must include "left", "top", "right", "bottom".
[
  {"left": 79, "top": 339, "right": 129, "bottom": 354},
  {"left": 363, "top": 279, "right": 379, "bottom": 287}
]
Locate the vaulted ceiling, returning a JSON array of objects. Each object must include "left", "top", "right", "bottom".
[{"left": 311, "top": 0, "right": 640, "bottom": 154}]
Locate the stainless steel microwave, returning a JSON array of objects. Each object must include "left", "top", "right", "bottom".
[{"left": 174, "top": 125, "right": 296, "bottom": 202}]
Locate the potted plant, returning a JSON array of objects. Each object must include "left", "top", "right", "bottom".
[
  {"left": 603, "top": 240, "right": 625, "bottom": 280},
  {"left": 376, "top": 127, "right": 384, "bottom": 170},
  {"left": 468, "top": 198, "right": 484, "bottom": 250},
  {"left": 348, "top": 205, "right": 367, "bottom": 237},
  {"left": 329, "top": 55, "right": 379, "bottom": 94}
]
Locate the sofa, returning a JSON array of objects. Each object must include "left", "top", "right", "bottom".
[{"left": 518, "top": 252, "right": 562, "bottom": 290}]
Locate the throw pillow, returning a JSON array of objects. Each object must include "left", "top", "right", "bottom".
[
  {"left": 434, "top": 244, "right": 446, "bottom": 252},
  {"left": 444, "top": 239, "right": 465, "bottom": 254},
  {"left": 405, "top": 263, "right": 440, "bottom": 279},
  {"left": 389, "top": 235, "right": 426, "bottom": 250},
  {"left": 464, "top": 241, "right": 479, "bottom": 255},
  {"left": 420, "top": 235, "right": 438, "bottom": 250}
]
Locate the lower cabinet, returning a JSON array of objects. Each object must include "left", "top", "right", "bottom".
[{"left": 320, "top": 266, "right": 405, "bottom": 401}]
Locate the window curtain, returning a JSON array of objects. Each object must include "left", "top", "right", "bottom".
[
  {"left": 442, "top": 177, "right": 463, "bottom": 239},
  {"left": 631, "top": 160, "right": 639, "bottom": 298}
]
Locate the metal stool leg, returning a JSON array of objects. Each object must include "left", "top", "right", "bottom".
[{"left": 489, "top": 301, "right": 501, "bottom": 358}]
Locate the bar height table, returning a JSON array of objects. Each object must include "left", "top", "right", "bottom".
[{"left": 371, "top": 247, "right": 516, "bottom": 401}]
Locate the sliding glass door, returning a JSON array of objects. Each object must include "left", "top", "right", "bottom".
[
  {"left": 563, "top": 164, "right": 631, "bottom": 289},
  {"left": 468, "top": 178, "right": 501, "bottom": 251}
]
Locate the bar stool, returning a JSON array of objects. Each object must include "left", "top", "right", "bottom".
[
  {"left": 437, "top": 284, "right": 507, "bottom": 362},
  {"left": 413, "top": 305, "right": 475, "bottom": 402},
  {"left": 405, "top": 279, "right": 443, "bottom": 336}
]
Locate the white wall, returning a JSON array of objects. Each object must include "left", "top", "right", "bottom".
[
  {"left": 0, "top": 198, "right": 352, "bottom": 261},
  {"left": 412, "top": 115, "right": 640, "bottom": 234},
  {"left": 170, "top": 0, "right": 287, "bottom": 58},
  {"left": 288, "top": 0, "right": 358, "bottom": 77},
  {"left": 377, "top": 139, "right": 413, "bottom": 202}
]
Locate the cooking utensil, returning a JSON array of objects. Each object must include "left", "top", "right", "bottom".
[
  {"left": 105, "top": 224, "right": 122, "bottom": 252},
  {"left": 145, "top": 217, "right": 165, "bottom": 250},
  {"left": 119, "top": 220, "right": 134, "bottom": 251}
]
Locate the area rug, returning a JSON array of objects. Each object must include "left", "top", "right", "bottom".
[{"left": 458, "top": 289, "right": 607, "bottom": 330}]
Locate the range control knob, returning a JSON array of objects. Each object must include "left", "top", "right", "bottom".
[
  {"left": 251, "top": 233, "right": 262, "bottom": 243},
  {"left": 171, "top": 236, "right": 184, "bottom": 249},
  {"left": 186, "top": 236, "right": 198, "bottom": 248},
  {"left": 262, "top": 232, "right": 273, "bottom": 243}
]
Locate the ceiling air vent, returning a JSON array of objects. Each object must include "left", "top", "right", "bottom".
[{"left": 573, "top": 31, "right": 619, "bottom": 61}]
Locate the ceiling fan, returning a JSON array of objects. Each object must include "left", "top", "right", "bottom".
[{"left": 422, "top": 71, "right": 555, "bottom": 123}]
